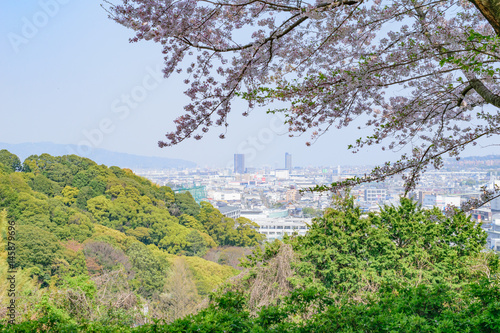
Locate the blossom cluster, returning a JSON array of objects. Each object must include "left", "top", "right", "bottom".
[{"left": 106, "top": 0, "right": 500, "bottom": 208}]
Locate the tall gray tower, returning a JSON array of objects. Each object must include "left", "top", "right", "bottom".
[
  {"left": 234, "top": 154, "right": 245, "bottom": 174},
  {"left": 285, "top": 152, "right": 292, "bottom": 172}
]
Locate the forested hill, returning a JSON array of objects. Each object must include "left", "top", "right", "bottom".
[{"left": 0, "top": 150, "right": 263, "bottom": 325}]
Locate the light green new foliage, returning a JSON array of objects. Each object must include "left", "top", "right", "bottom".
[
  {"left": 158, "top": 223, "right": 191, "bottom": 254},
  {"left": 0, "top": 209, "right": 40, "bottom": 323},
  {"left": 174, "top": 192, "right": 200, "bottom": 217},
  {"left": 0, "top": 150, "right": 21, "bottom": 172},
  {"left": 236, "top": 217, "right": 265, "bottom": 246},
  {"left": 15, "top": 225, "right": 62, "bottom": 273},
  {"left": 127, "top": 242, "right": 168, "bottom": 298},
  {"left": 61, "top": 185, "right": 79, "bottom": 206},
  {"left": 0, "top": 209, "right": 6, "bottom": 249},
  {"left": 87, "top": 195, "right": 112, "bottom": 225},
  {"left": 185, "top": 230, "right": 207, "bottom": 256},
  {"left": 182, "top": 255, "right": 239, "bottom": 295},
  {"left": 197, "top": 202, "right": 237, "bottom": 245},
  {"left": 91, "top": 224, "right": 138, "bottom": 251},
  {"left": 179, "top": 214, "right": 206, "bottom": 233}
]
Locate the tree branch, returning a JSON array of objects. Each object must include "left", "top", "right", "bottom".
[
  {"left": 457, "top": 84, "right": 474, "bottom": 107},
  {"left": 469, "top": 78, "right": 500, "bottom": 108}
]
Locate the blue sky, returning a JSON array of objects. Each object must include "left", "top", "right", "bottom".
[{"left": 0, "top": 1, "right": 496, "bottom": 168}]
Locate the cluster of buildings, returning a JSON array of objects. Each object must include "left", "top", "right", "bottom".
[{"left": 136, "top": 154, "right": 500, "bottom": 251}]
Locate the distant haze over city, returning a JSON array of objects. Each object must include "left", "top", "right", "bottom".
[
  {"left": 2, "top": 3, "right": 500, "bottom": 168},
  {"left": 2, "top": 141, "right": 500, "bottom": 171}
]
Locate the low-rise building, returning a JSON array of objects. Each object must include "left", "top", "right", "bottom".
[
  {"left": 364, "top": 188, "right": 387, "bottom": 203},
  {"left": 218, "top": 205, "right": 241, "bottom": 219}
]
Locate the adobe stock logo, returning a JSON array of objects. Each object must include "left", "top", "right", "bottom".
[{"left": 7, "top": 0, "right": 71, "bottom": 53}]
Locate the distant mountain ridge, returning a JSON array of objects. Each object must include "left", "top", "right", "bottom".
[
  {"left": 455, "top": 155, "right": 500, "bottom": 161},
  {"left": 0, "top": 142, "right": 196, "bottom": 169},
  {"left": 444, "top": 155, "right": 500, "bottom": 163}
]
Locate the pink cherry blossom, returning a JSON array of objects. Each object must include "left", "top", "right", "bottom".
[{"left": 105, "top": 0, "right": 500, "bottom": 209}]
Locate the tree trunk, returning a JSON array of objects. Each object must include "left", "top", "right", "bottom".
[{"left": 469, "top": 0, "right": 500, "bottom": 36}]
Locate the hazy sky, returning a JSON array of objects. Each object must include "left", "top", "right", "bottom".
[{"left": 1, "top": 1, "right": 498, "bottom": 168}]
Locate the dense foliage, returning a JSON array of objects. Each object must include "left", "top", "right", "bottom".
[
  {"left": 0, "top": 151, "right": 262, "bottom": 326},
  {"left": 144, "top": 198, "right": 500, "bottom": 332},
  {"left": 3, "top": 195, "right": 499, "bottom": 331},
  {"left": 0, "top": 151, "right": 497, "bottom": 331},
  {"left": 290, "top": 197, "right": 492, "bottom": 295}
]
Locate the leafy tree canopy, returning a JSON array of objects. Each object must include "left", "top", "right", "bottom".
[
  {"left": 156, "top": 197, "right": 500, "bottom": 332},
  {"left": 175, "top": 191, "right": 201, "bottom": 217},
  {"left": 287, "top": 197, "right": 496, "bottom": 297},
  {"left": 108, "top": 0, "right": 500, "bottom": 208},
  {"left": 16, "top": 225, "right": 62, "bottom": 272},
  {"left": 0, "top": 153, "right": 256, "bottom": 327},
  {"left": 0, "top": 150, "right": 21, "bottom": 172}
]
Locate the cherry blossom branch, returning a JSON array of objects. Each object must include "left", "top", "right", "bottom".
[{"left": 468, "top": 78, "right": 500, "bottom": 108}]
